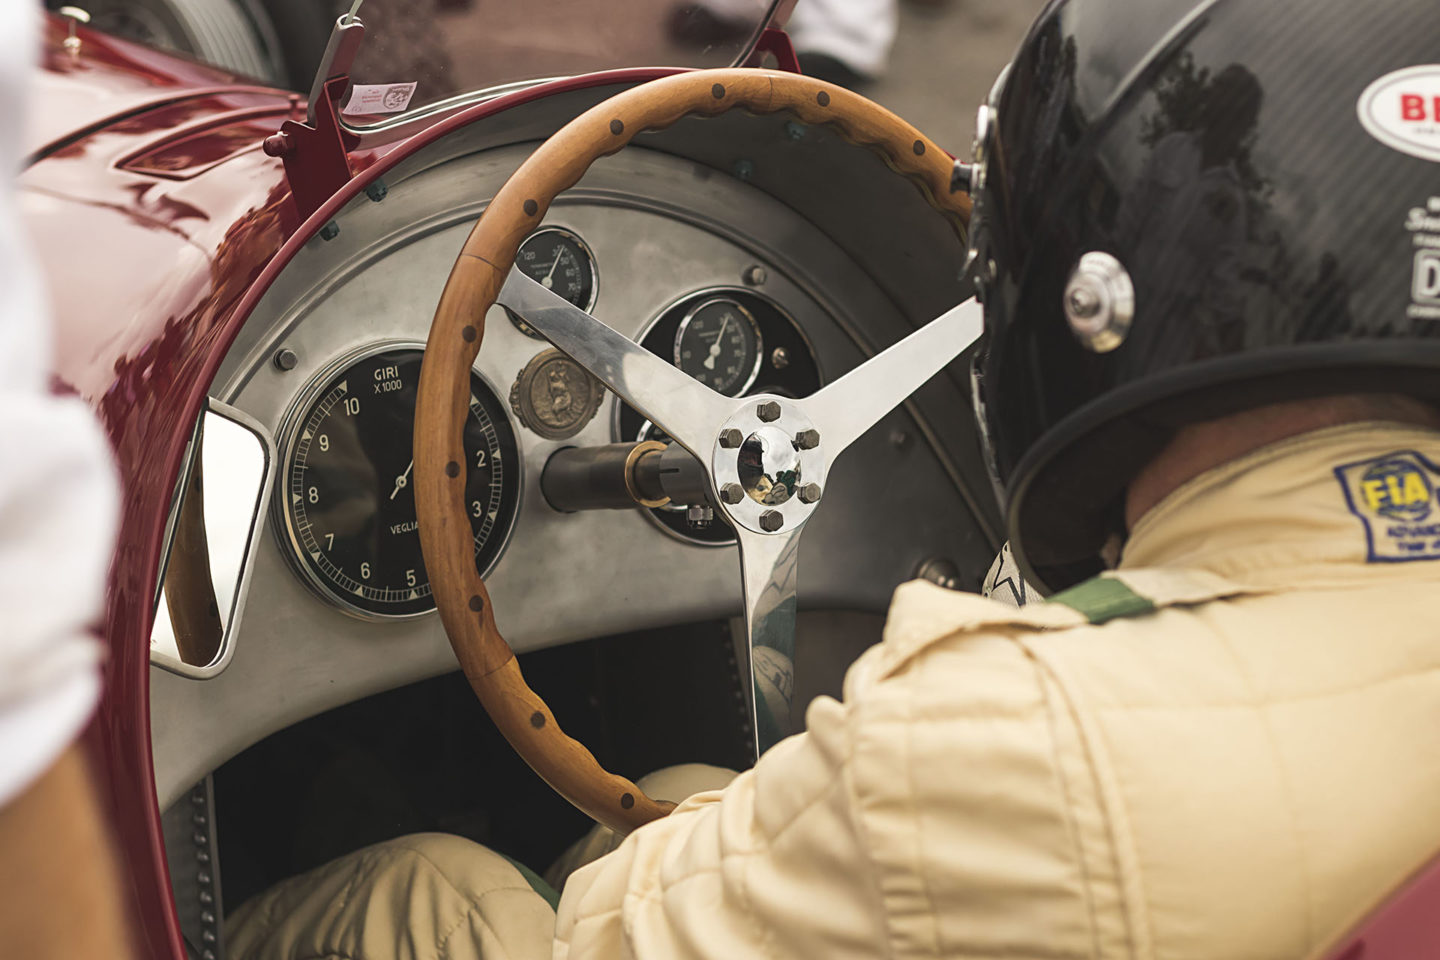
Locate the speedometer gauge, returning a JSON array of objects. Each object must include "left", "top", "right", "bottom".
[
  {"left": 277, "top": 345, "right": 520, "bottom": 619},
  {"left": 673, "top": 297, "right": 762, "bottom": 395},
  {"left": 507, "top": 227, "right": 598, "bottom": 338}
]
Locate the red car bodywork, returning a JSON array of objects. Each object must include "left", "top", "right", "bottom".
[{"left": 19, "top": 13, "right": 1438, "bottom": 960}]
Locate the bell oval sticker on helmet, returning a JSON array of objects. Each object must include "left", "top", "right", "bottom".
[
  {"left": 1357, "top": 65, "right": 1440, "bottom": 163},
  {"left": 1334, "top": 451, "right": 1440, "bottom": 562}
]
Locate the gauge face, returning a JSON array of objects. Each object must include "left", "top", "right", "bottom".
[
  {"left": 279, "top": 347, "right": 520, "bottom": 618},
  {"left": 508, "top": 227, "right": 598, "bottom": 338},
  {"left": 673, "top": 297, "right": 763, "bottom": 396},
  {"left": 620, "top": 287, "right": 820, "bottom": 546}
]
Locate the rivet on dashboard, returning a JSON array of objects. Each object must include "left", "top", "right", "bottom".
[
  {"left": 609, "top": 119, "right": 624, "bottom": 135},
  {"left": 734, "top": 159, "right": 754, "bottom": 182},
  {"left": 319, "top": 221, "right": 340, "bottom": 241},
  {"left": 445, "top": 461, "right": 460, "bottom": 478},
  {"left": 364, "top": 179, "right": 388, "bottom": 202},
  {"left": 273, "top": 348, "right": 298, "bottom": 371},
  {"left": 523, "top": 199, "right": 538, "bottom": 216},
  {"left": 743, "top": 265, "right": 767, "bottom": 286},
  {"left": 785, "top": 121, "right": 805, "bottom": 142}
]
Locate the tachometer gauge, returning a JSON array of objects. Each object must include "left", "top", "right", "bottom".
[
  {"left": 673, "top": 297, "right": 762, "bottom": 396},
  {"left": 277, "top": 346, "right": 520, "bottom": 619},
  {"left": 507, "top": 227, "right": 598, "bottom": 338}
]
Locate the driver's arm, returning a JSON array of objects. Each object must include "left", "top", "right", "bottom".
[{"left": 555, "top": 590, "right": 1098, "bottom": 960}]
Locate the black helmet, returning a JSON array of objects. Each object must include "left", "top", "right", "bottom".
[{"left": 968, "top": 0, "right": 1440, "bottom": 591}]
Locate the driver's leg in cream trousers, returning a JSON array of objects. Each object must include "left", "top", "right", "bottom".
[{"left": 225, "top": 763, "right": 736, "bottom": 960}]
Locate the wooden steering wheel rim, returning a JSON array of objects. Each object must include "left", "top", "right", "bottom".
[{"left": 414, "top": 68, "right": 971, "bottom": 834}]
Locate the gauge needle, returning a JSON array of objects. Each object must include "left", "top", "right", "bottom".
[
  {"left": 541, "top": 252, "right": 563, "bottom": 289},
  {"left": 703, "top": 316, "right": 731, "bottom": 370},
  {"left": 389, "top": 459, "right": 414, "bottom": 500}
]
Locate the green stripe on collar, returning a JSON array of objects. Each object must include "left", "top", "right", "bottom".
[{"left": 1047, "top": 576, "right": 1156, "bottom": 624}]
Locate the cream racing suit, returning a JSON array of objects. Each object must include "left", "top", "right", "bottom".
[{"left": 231, "top": 422, "right": 1440, "bottom": 960}]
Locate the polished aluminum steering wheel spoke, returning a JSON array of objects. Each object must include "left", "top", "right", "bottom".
[
  {"left": 497, "top": 270, "right": 731, "bottom": 456},
  {"left": 735, "top": 527, "right": 802, "bottom": 757},
  {"left": 801, "top": 297, "right": 983, "bottom": 457},
  {"left": 504, "top": 272, "right": 982, "bottom": 761}
]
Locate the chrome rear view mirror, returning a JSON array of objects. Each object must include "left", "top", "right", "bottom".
[{"left": 150, "top": 401, "right": 274, "bottom": 677}]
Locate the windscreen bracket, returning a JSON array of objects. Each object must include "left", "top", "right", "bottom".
[{"left": 263, "top": 13, "right": 366, "bottom": 221}]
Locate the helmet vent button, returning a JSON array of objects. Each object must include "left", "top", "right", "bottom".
[{"left": 1064, "top": 251, "right": 1134, "bottom": 353}]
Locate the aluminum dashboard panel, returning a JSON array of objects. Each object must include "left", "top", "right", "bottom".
[{"left": 150, "top": 137, "right": 984, "bottom": 808}]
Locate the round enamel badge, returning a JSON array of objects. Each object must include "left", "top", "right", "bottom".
[
  {"left": 508, "top": 348, "right": 604, "bottom": 440},
  {"left": 1357, "top": 65, "right": 1440, "bottom": 163}
]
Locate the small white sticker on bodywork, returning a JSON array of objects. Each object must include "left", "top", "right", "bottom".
[
  {"left": 1357, "top": 65, "right": 1440, "bottom": 163},
  {"left": 342, "top": 82, "right": 418, "bottom": 117}
]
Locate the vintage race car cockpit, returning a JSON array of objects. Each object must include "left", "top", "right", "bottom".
[
  {"left": 22, "top": 2, "right": 1439, "bottom": 958},
  {"left": 22, "top": 4, "right": 1008, "bottom": 956}
]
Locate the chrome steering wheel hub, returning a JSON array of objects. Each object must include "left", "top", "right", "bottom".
[{"left": 711, "top": 396, "right": 826, "bottom": 535}]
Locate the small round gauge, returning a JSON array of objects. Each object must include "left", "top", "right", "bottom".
[
  {"left": 673, "top": 297, "right": 763, "bottom": 396},
  {"left": 507, "top": 227, "right": 598, "bottom": 338},
  {"left": 278, "top": 346, "right": 520, "bottom": 619}
]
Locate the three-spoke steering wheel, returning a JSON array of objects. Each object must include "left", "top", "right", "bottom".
[{"left": 415, "top": 68, "right": 977, "bottom": 834}]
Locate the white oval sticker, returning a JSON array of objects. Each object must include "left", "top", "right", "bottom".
[{"left": 1357, "top": 65, "right": 1440, "bottom": 163}]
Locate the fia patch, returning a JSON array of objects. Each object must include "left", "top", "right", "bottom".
[{"left": 1334, "top": 450, "right": 1440, "bottom": 562}]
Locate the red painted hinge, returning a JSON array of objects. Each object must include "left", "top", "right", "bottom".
[
  {"left": 263, "top": 75, "right": 354, "bottom": 222},
  {"left": 745, "top": 28, "right": 801, "bottom": 74}
]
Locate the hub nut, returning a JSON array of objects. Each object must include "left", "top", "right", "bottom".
[
  {"left": 719, "top": 427, "right": 744, "bottom": 448},
  {"left": 756, "top": 400, "right": 782, "bottom": 422},
  {"left": 793, "top": 428, "right": 820, "bottom": 450},
  {"left": 720, "top": 482, "right": 744, "bottom": 505},
  {"left": 759, "top": 509, "right": 784, "bottom": 532},
  {"left": 798, "top": 482, "right": 822, "bottom": 504}
]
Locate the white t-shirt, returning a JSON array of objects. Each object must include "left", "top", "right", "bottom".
[{"left": 0, "top": 0, "right": 119, "bottom": 806}]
